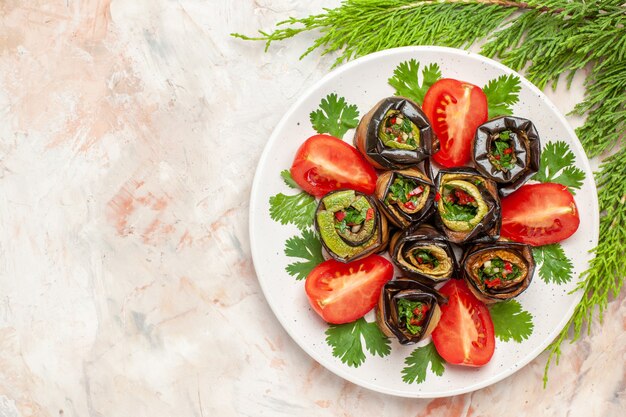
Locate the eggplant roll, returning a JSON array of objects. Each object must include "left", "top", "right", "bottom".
[
  {"left": 462, "top": 241, "right": 535, "bottom": 304},
  {"left": 375, "top": 168, "right": 435, "bottom": 228},
  {"left": 473, "top": 116, "right": 541, "bottom": 197},
  {"left": 434, "top": 168, "right": 501, "bottom": 244},
  {"left": 388, "top": 225, "right": 456, "bottom": 286},
  {"left": 314, "top": 189, "right": 389, "bottom": 263},
  {"left": 354, "top": 96, "right": 439, "bottom": 170},
  {"left": 376, "top": 278, "right": 445, "bottom": 345}
]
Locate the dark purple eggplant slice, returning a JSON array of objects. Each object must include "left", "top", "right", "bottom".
[
  {"left": 354, "top": 96, "right": 438, "bottom": 170},
  {"left": 388, "top": 224, "right": 457, "bottom": 286},
  {"left": 434, "top": 167, "right": 501, "bottom": 244},
  {"left": 375, "top": 278, "right": 446, "bottom": 345},
  {"left": 473, "top": 116, "right": 541, "bottom": 197},
  {"left": 462, "top": 241, "right": 535, "bottom": 304},
  {"left": 375, "top": 168, "right": 435, "bottom": 228}
]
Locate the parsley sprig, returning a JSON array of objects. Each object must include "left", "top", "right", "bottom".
[
  {"left": 284, "top": 229, "right": 324, "bottom": 280},
  {"left": 483, "top": 74, "right": 521, "bottom": 119},
  {"left": 489, "top": 300, "right": 534, "bottom": 343},
  {"left": 388, "top": 60, "right": 441, "bottom": 104},
  {"left": 402, "top": 343, "right": 445, "bottom": 384},
  {"left": 532, "top": 244, "right": 574, "bottom": 285},
  {"left": 310, "top": 93, "right": 359, "bottom": 139},
  {"left": 535, "top": 141, "right": 585, "bottom": 194},
  {"left": 325, "top": 318, "right": 391, "bottom": 367}
]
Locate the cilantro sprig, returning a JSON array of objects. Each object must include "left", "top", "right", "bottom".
[
  {"left": 284, "top": 229, "right": 324, "bottom": 280},
  {"left": 280, "top": 169, "right": 299, "bottom": 189},
  {"left": 310, "top": 93, "right": 359, "bottom": 139},
  {"left": 269, "top": 171, "right": 316, "bottom": 230},
  {"left": 535, "top": 141, "right": 586, "bottom": 194},
  {"left": 489, "top": 300, "right": 534, "bottom": 343},
  {"left": 388, "top": 60, "right": 442, "bottom": 104},
  {"left": 483, "top": 74, "right": 522, "bottom": 119},
  {"left": 325, "top": 318, "right": 391, "bottom": 367},
  {"left": 533, "top": 244, "right": 574, "bottom": 285},
  {"left": 401, "top": 343, "right": 445, "bottom": 384}
]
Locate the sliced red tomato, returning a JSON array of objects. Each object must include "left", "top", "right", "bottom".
[
  {"left": 500, "top": 182, "right": 580, "bottom": 246},
  {"left": 422, "top": 79, "right": 488, "bottom": 168},
  {"left": 305, "top": 255, "right": 393, "bottom": 324},
  {"left": 290, "top": 134, "right": 378, "bottom": 197},
  {"left": 431, "top": 280, "right": 495, "bottom": 367}
]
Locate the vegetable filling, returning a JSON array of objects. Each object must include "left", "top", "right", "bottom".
[
  {"left": 385, "top": 176, "right": 427, "bottom": 212},
  {"left": 441, "top": 185, "right": 479, "bottom": 222},
  {"left": 397, "top": 298, "right": 430, "bottom": 335},
  {"left": 379, "top": 110, "right": 420, "bottom": 150},
  {"left": 489, "top": 130, "right": 517, "bottom": 171},
  {"left": 478, "top": 257, "right": 522, "bottom": 288},
  {"left": 412, "top": 249, "right": 440, "bottom": 269}
]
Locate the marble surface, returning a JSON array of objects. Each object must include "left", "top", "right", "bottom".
[{"left": 0, "top": 1, "right": 623, "bottom": 416}]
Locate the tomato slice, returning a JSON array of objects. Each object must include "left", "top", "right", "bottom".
[
  {"left": 422, "top": 79, "right": 488, "bottom": 168},
  {"left": 500, "top": 182, "right": 580, "bottom": 246},
  {"left": 305, "top": 255, "right": 393, "bottom": 324},
  {"left": 290, "top": 135, "right": 378, "bottom": 197},
  {"left": 431, "top": 280, "right": 495, "bottom": 367}
]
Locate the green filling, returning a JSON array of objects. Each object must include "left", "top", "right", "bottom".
[
  {"left": 478, "top": 257, "right": 522, "bottom": 285},
  {"left": 490, "top": 130, "right": 517, "bottom": 171},
  {"left": 441, "top": 185, "right": 478, "bottom": 222},
  {"left": 413, "top": 250, "right": 440, "bottom": 268},
  {"left": 397, "top": 298, "right": 427, "bottom": 335},
  {"left": 378, "top": 110, "right": 420, "bottom": 150},
  {"left": 385, "top": 176, "right": 424, "bottom": 206}
]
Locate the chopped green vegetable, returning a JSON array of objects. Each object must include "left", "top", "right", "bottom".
[
  {"left": 284, "top": 229, "right": 324, "bottom": 280},
  {"left": 402, "top": 343, "right": 445, "bottom": 384},
  {"left": 489, "top": 300, "right": 534, "bottom": 343},
  {"left": 483, "top": 74, "right": 522, "bottom": 119},
  {"left": 442, "top": 201, "right": 477, "bottom": 222},
  {"left": 269, "top": 192, "right": 316, "bottom": 231},
  {"left": 532, "top": 244, "right": 574, "bottom": 285},
  {"left": 414, "top": 250, "right": 439, "bottom": 268},
  {"left": 397, "top": 298, "right": 426, "bottom": 335},
  {"left": 325, "top": 318, "right": 391, "bottom": 367},
  {"left": 280, "top": 170, "right": 299, "bottom": 189},
  {"left": 534, "top": 141, "right": 585, "bottom": 194},
  {"left": 309, "top": 93, "right": 359, "bottom": 139},
  {"left": 388, "top": 60, "right": 442, "bottom": 104}
]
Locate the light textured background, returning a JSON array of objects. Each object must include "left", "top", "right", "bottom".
[{"left": 0, "top": 1, "right": 623, "bottom": 416}]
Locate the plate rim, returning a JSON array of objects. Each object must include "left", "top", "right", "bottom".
[{"left": 248, "top": 45, "right": 600, "bottom": 398}]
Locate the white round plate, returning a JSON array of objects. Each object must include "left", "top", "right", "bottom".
[{"left": 249, "top": 46, "right": 599, "bottom": 398}]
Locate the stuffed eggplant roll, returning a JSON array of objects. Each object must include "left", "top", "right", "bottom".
[
  {"left": 376, "top": 278, "right": 445, "bottom": 345},
  {"left": 434, "top": 168, "right": 501, "bottom": 244},
  {"left": 375, "top": 168, "right": 434, "bottom": 228},
  {"left": 354, "top": 97, "right": 438, "bottom": 170},
  {"left": 314, "top": 189, "right": 389, "bottom": 263},
  {"left": 473, "top": 116, "right": 541, "bottom": 197},
  {"left": 462, "top": 241, "right": 535, "bottom": 303},
  {"left": 388, "top": 225, "right": 456, "bottom": 286}
]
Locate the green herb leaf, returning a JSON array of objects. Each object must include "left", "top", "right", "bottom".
[
  {"left": 402, "top": 343, "right": 445, "bottom": 384},
  {"left": 442, "top": 201, "right": 477, "bottom": 222},
  {"left": 535, "top": 141, "right": 586, "bottom": 194},
  {"left": 280, "top": 170, "right": 299, "bottom": 189},
  {"left": 325, "top": 318, "right": 391, "bottom": 367},
  {"left": 269, "top": 192, "right": 316, "bottom": 230},
  {"left": 309, "top": 93, "right": 359, "bottom": 139},
  {"left": 388, "top": 60, "right": 442, "bottom": 104},
  {"left": 483, "top": 74, "right": 521, "bottom": 118},
  {"left": 489, "top": 300, "right": 534, "bottom": 343},
  {"left": 284, "top": 229, "right": 324, "bottom": 280},
  {"left": 532, "top": 244, "right": 574, "bottom": 285}
]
